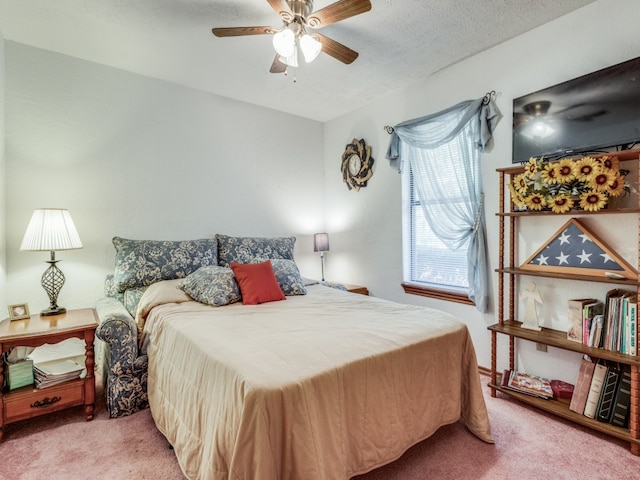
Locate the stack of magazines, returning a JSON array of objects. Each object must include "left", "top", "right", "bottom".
[
  {"left": 502, "top": 369, "right": 554, "bottom": 399},
  {"left": 34, "top": 359, "right": 85, "bottom": 389}
]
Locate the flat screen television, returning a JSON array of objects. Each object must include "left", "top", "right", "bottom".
[{"left": 512, "top": 56, "right": 640, "bottom": 164}]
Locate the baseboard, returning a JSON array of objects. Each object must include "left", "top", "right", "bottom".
[{"left": 478, "top": 365, "right": 491, "bottom": 377}]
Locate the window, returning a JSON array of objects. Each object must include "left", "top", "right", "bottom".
[
  {"left": 387, "top": 96, "right": 498, "bottom": 312},
  {"left": 401, "top": 153, "right": 473, "bottom": 305}
]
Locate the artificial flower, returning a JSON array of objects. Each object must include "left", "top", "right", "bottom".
[
  {"left": 524, "top": 157, "right": 539, "bottom": 176},
  {"left": 549, "top": 194, "right": 574, "bottom": 214},
  {"left": 579, "top": 191, "right": 607, "bottom": 212},
  {"left": 591, "top": 169, "right": 616, "bottom": 192},
  {"left": 555, "top": 159, "right": 576, "bottom": 183},
  {"left": 608, "top": 173, "right": 626, "bottom": 197},
  {"left": 598, "top": 155, "right": 620, "bottom": 171},
  {"left": 574, "top": 156, "right": 598, "bottom": 182},
  {"left": 513, "top": 173, "right": 529, "bottom": 194},
  {"left": 509, "top": 154, "right": 628, "bottom": 213},
  {"left": 524, "top": 193, "right": 546, "bottom": 211},
  {"left": 541, "top": 163, "right": 559, "bottom": 184}
]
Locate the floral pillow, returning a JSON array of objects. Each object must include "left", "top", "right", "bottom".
[
  {"left": 216, "top": 234, "right": 296, "bottom": 267},
  {"left": 268, "top": 259, "right": 307, "bottom": 296},
  {"left": 113, "top": 237, "right": 218, "bottom": 293},
  {"left": 177, "top": 266, "right": 241, "bottom": 307}
]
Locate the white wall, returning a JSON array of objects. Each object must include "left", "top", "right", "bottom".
[
  {"left": 323, "top": 0, "right": 640, "bottom": 380},
  {"left": 4, "top": 42, "right": 325, "bottom": 312},
  {"left": 0, "top": 32, "right": 6, "bottom": 310}
]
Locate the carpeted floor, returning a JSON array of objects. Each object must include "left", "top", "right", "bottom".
[{"left": 2, "top": 374, "right": 639, "bottom": 479}]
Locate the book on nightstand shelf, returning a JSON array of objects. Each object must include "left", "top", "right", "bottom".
[{"left": 33, "top": 359, "right": 85, "bottom": 389}]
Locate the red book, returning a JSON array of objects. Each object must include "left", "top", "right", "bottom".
[{"left": 551, "top": 379, "right": 574, "bottom": 402}]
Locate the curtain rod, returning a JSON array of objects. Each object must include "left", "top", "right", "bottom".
[{"left": 383, "top": 90, "right": 496, "bottom": 134}]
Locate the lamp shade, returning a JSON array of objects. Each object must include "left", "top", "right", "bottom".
[
  {"left": 300, "top": 34, "right": 322, "bottom": 63},
  {"left": 273, "top": 28, "right": 295, "bottom": 57},
  {"left": 313, "top": 233, "right": 330, "bottom": 253},
  {"left": 20, "top": 209, "right": 83, "bottom": 252}
]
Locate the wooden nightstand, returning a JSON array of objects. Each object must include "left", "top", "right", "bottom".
[
  {"left": 0, "top": 308, "right": 98, "bottom": 440},
  {"left": 341, "top": 283, "right": 369, "bottom": 296}
]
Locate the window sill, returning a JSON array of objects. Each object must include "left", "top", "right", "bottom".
[{"left": 401, "top": 283, "right": 475, "bottom": 306}]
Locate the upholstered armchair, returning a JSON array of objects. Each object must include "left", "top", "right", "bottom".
[{"left": 95, "top": 275, "right": 149, "bottom": 418}]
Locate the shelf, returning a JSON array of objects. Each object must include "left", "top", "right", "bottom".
[
  {"left": 496, "top": 267, "right": 639, "bottom": 286},
  {"left": 489, "top": 384, "right": 640, "bottom": 446},
  {"left": 497, "top": 208, "right": 640, "bottom": 217},
  {"left": 489, "top": 320, "right": 640, "bottom": 365},
  {"left": 494, "top": 150, "right": 640, "bottom": 455}
]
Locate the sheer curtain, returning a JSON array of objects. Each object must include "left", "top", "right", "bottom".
[{"left": 386, "top": 97, "right": 500, "bottom": 312}]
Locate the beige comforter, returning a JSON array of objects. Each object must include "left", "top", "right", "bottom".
[{"left": 142, "top": 283, "right": 492, "bottom": 480}]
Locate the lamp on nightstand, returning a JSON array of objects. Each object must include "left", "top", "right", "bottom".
[
  {"left": 20, "top": 209, "right": 83, "bottom": 316},
  {"left": 313, "top": 232, "right": 329, "bottom": 282}
]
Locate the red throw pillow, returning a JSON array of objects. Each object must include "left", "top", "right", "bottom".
[{"left": 230, "top": 260, "right": 286, "bottom": 305}]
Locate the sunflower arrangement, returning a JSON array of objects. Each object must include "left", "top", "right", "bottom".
[{"left": 509, "top": 155, "right": 628, "bottom": 213}]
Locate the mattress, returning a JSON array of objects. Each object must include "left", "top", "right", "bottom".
[{"left": 142, "top": 283, "right": 492, "bottom": 480}]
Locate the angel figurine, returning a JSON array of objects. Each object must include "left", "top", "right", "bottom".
[{"left": 521, "top": 282, "right": 543, "bottom": 331}]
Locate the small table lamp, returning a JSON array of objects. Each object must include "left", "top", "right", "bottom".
[
  {"left": 20, "top": 209, "right": 83, "bottom": 316},
  {"left": 313, "top": 233, "right": 330, "bottom": 282}
]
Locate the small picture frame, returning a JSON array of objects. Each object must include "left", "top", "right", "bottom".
[{"left": 8, "top": 303, "right": 30, "bottom": 321}]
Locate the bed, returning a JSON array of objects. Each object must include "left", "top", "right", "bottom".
[{"left": 138, "top": 280, "right": 493, "bottom": 480}]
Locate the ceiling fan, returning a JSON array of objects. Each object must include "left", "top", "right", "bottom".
[{"left": 212, "top": 0, "right": 372, "bottom": 74}]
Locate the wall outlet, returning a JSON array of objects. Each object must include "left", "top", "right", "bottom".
[{"left": 536, "top": 343, "right": 548, "bottom": 352}]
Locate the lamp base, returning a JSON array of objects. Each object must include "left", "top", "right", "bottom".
[{"left": 41, "top": 306, "right": 66, "bottom": 317}]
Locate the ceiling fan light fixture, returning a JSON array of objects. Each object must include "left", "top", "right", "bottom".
[
  {"left": 273, "top": 28, "right": 295, "bottom": 57},
  {"left": 280, "top": 47, "right": 299, "bottom": 68},
  {"left": 300, "top": 34, "right": 322, "bottom": 63}
]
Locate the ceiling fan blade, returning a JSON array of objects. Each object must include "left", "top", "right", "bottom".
[
  {"left": 307, "top": 0, "right": 371, "bottom": 28},
  {"left": 212, "top": 26, "right": 276, "bottom": 37},
  {"left": 266, "top": 0, "right": 294, "bottom": 22},
  {"left": 270, "top": 55, "right": 287, "bottom": 74},
  {"left": 316, "top": 33, "right": 358, "bottom": 64}
]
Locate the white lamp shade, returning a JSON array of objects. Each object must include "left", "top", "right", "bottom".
[
  {"left": 313, "top": 233, "right": 330, "bottom": 252},
  {"left": 20, "top": 209, "right": 83, "bottom": 251},
  {"left": 280, "top": 47, "right": 299, "bottom": 68},
  {"left": 273, "top": 28, "right": 295, "bottom": 57},
  {"left": 300, "top": 34, "right": 322, "bottom": 63}
]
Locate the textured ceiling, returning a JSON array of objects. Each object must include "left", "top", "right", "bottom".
[{"left": 0, "top": 0, "right": 597, "bottom": 122}]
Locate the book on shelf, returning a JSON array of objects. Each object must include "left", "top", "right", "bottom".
[
  {"left": 625, "top": 294, "right": 637, "bottom": 356},
  {"left": 610, "top": 364, "right": 632, "bottom": 429},
  {"left": 550, "top": 379, "right": 574, "bottom": 404},
  {"left": 587, "top": 314, "right": 605, "bottom": 348},
  {"left": 583, "top": 361, "right": 608, "bottom": 419},
  {"left": 595, "top": 362, "right": 620, "bottom": 423},
  {"left": 582, "top": 301, "right": 604, "bottom": 347},
  {"left": 570, "top": 356, "right": 596, "bottom": 415},
  {"left": 505, "top": 370, "right": 554, "bottom": 399},
  {"left": 567, "top": 298, "right": 596, "bottom": 344},
  {"left": 33, "top": 358, "right": 84, "bottom": 389},
  {"left": 6, "top": 359, "right": 34, "bottom": 390}
]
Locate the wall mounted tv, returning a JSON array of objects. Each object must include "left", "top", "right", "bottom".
[{"left": 512, "top": 56, "right": 640, "bottom": 164}]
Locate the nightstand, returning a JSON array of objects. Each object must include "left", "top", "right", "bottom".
[
  {"left": 341, "top": 283, "right": 369, "bottom": 296},
  {"left": 0, "top": 308, "right": 98, "bottom": 440}
]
